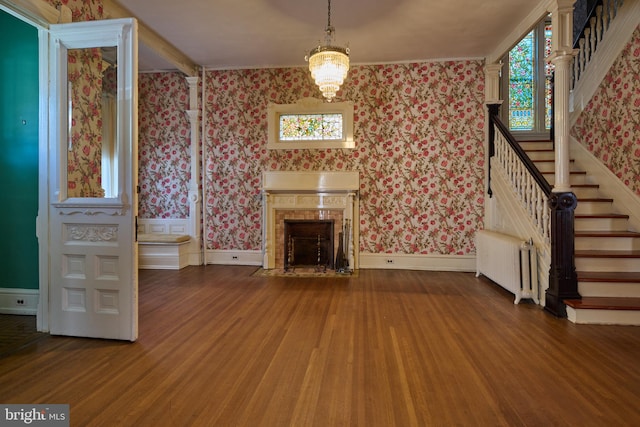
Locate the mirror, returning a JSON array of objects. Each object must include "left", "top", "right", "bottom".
[
  {"left": 50, "top": 18, "right": 136, "bottom": 204},
  {"left": 66, "top": 46, "right": 118, "bottom": 198}
]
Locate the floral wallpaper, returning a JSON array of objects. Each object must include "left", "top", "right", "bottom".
[
  {"left": 138, "top": 73, "right": 192, "bottom": 218},
  {"left": 202, "top": 61, "right": 486, "bottom": 254},
  {"left": 44, "top": 0, "right": 104, "bottom": 21},
  {"left": 571, "top": 25, "right": 640, "bottom": 196}
]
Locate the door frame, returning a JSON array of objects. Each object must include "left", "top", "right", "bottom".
[{"left": 0, "top": 3, "right": 53, "bottom": 332}]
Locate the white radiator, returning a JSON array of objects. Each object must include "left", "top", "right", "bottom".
[{"left": 475, "top": 230, "right": 539, "bottom": 304}]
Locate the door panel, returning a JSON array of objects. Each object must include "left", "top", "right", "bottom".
[{"left": 48, "top": 18, "right": 138, "bottom": 341}]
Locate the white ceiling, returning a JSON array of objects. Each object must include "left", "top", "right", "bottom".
[{"left": 118, "top": 0, "right": 539, "bottom": 72}]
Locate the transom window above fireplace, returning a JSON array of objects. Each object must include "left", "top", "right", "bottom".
[{"left": 267, "top": 97, "right": 354, "bottom": 150}]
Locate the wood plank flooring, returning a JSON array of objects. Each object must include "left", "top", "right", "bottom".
[{"left": 1, "top": 266, "right": 639, "bottom": 426}]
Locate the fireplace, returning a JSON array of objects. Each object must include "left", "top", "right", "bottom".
[
  {"left": 284, "top": 220, "right": 334, "bottom": 271},
  {"left": 262, "top": 171, "right": 359, "bottom": 270}
]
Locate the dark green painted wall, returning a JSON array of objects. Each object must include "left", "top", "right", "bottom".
[{"left": 0, "top": 12, "right": 39, "bottom": 290}]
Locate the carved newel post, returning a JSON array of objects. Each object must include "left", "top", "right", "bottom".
[{"left": 545, "top": 192, "right": 580, "bottom": 316}]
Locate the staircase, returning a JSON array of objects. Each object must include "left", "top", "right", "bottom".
[{"left": 521, "top": 141, "right": 640, "bottom": 325}]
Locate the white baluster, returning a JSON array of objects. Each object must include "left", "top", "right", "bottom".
[
  {"left": 596, "top": 6, "right": 603, "bottom": 44},
  {"left": 579, "top": 38, "right": 586, "bottom": 75},
  {"left": 584, "top": 27, "right": 591, "bottom": 63},
  {"left": 603, "top": 0, "right": 611, "bottom": 33},
  {"left": 589, "top": 17, "right": 597, "bottom": 56}
]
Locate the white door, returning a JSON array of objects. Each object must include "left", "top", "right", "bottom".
[{"left": 48, "top": 19, "right": 138, "bottom": 341}]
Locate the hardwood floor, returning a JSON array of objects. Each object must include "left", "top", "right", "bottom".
[{"left": 1, "top": 266, "right": 639, "bottom": 426}]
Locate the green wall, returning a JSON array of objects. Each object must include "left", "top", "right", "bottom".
[{"left": 0, "top": 12, "right": 39, "bottom": 290}]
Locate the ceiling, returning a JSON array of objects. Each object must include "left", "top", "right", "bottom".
[{"left": 116, "top": 0, "right": 539, "bottom": 72}]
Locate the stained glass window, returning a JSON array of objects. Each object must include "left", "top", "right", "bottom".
[
  {"left": 508, "top": 22, "right": 553, "bottom": 132},
  {"left": 509, "top": 31, "right": 535, "bottom": 131},
  {"left": 279, "top": 114, "right": 343, "bottom": 141}
]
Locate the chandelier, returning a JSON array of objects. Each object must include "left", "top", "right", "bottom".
[{"left": 305, "top": 0, "right": 350, "bottom": 102}]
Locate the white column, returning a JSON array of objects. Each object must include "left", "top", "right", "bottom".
[
  {"left": 185, "top": 76, "right": 203, "bottom": 264},
  {"left": 548, "top": 0, "right": 577, "bottom": 193},
  {"left": 484, "top": 63, "right": 503, "bottom": 230},
  {"left": 484, "top": 63, "right": 503, "bottom": 104}
]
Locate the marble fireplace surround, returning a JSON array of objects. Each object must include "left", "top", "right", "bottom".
[{"left": 262, "top": 171, "right": 359, "bottom": 270}]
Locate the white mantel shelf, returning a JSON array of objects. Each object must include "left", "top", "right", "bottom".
[
  {"left": 262, "top": 171, "right": 359, "bottom": 192},
  {"left": 262, "top": 171, "right": 359, "bottom": 270}
]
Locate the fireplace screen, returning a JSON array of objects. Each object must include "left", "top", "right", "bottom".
[{"left": 284, "top": 220, "right": 334, "bottom": 272}]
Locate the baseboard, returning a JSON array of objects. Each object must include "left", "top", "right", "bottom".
[
  {"left": 0, "top": 288, "right": 39, "bottom": 315},
  {"left": 205, "top": 250, "right": 476, "bottom": 272},
  {"left": 206, "top": 250, "right": 263, "bottom": 266},
  {"left": 358, "top": 253, "right": 476, "bottom": 272}
]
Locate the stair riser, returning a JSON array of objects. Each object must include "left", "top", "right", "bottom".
[
  {"left": 534, "top": 163, "right": 558, "bottom": 173},
  {"left": 545, "top": 174, "right": 588, "bottom": 186},
  {"left": 575, "top": 237, "right": 640, "bottom": 251},
  {"left": 575, "top": 201, "right": 614, "bottom": 215},
  {"left": 575, "top": 257, "right": 640, "bottom": 272},
  {"left": 572, "top": 188, "right": 601, "bottom": 198},
  {"left": 578, "top": 282, "right": 640, "bottom": 298},
  {"left": 566, "top": 307, "right": 640, "bottom": 325},
  {"left": 575, "top": 217, "right": 629, "bottom": 232},
  {"left": 525, "top": 151, "right": 555, "bottom": 161},
  {"left": 519, "top": 142, "right": 553, "bottom": 151}
]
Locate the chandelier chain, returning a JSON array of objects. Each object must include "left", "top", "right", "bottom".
[{"left": 327, "top": 0, "right": 331, "bottom": 28}]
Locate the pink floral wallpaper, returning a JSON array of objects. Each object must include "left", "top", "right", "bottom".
[
  {"left": 571, "top": 25, "right": 640, "bottom": 196},
  {"left": 203, "top": 62, "right": 486, "bottom": 254},
  {"left": 44, "top": 0, "right": 104, "bottom": 21},
  {"left": 138, "top": 73, "right": 192, "bottom": 218}
]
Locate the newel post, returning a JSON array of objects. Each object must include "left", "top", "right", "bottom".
[{"left": 545, "top": 192, "right": 580, "bottom": 317}]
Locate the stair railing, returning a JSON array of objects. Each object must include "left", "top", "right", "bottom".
[
  {"left": 573, "top": 0, "right": 624, "bottom": 90},
  {"left": 488, "top": 104, "right": 580, "bottom": 317},
  {"left": 488, "top": 105, "right": 552, "bottom": 243}
]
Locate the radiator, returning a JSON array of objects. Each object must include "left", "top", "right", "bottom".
[{"left": 475, "top": 230, "right": 539, "bottom": 304}]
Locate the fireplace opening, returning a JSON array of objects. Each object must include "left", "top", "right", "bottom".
[{"left": 284, "top": 220, "right": 334, "bottom": 272}]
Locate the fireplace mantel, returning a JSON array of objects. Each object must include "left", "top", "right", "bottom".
[
  {"left": 262, "top": 171, "right": 359, "bottom": 193},
  {"left": 262, "top": 171, "right": 359, "bottom": 270}
]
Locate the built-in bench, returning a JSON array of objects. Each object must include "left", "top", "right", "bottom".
[{"left": 138, "top": 233, "right": 191, "bottom": 270}]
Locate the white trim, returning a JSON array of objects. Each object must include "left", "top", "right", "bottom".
[
  {"left": 267, "top": 98, "right": 354, "bottom": 150},
  {"left": 0, "top": 288, "right": 39, "bottom": 315},
  {"left": 206, "top": 250, "right": 263, "bottom": 266},
  {"left": 201, "top": 57, "right": 487, "bottom": 72},
  {"left": 567, "top": 306, "right": 640, "bottom": 325},
  {"left": 137, "top": 218, "right": 202, "bottom": 266},
  {"left": 358, "top": 253, "right": 476, "bottom": 272}
]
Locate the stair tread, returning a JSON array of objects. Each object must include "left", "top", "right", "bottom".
[
  {"left": 575, "top": 213, "right": 629, "bottom": 219},
  {"left": 533, "top": 159, "right": 574, "bottom": 163},
  {"left": 575, "top": 250, "right": 640, "bottom": 258},
  {"left": 572, "top": 184, "right": 600, "bottom": 188},
  {"left": 577, "top": 271, "right": 640, "bottom": 282},
  {"left": 576, "top": 231, "right": 640, "bottom": 237},
  {"left": 564, "top": 297, "right": 640, "bottom": 310},
  {"left": 578, "top": 198, "right": 614, "bottom": 202}
]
